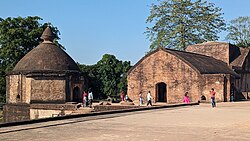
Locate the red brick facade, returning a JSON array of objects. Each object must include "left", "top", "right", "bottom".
[
  {"left": 187, "top": 42, "right": 250, "bottom": 99},
  {"left": 127, "top": 48, "right": 232, "bottom": 104}
]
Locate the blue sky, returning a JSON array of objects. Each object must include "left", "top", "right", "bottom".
[{"left": 1, "top": 0, "right": 250, "bottom": 65}]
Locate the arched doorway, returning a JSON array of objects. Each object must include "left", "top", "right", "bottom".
[
  {"left": 73, "top": 87, "right": 80, "bottom": 102},
  {"left": 156, "top": 82, "right": 167, "bottom": 102}
]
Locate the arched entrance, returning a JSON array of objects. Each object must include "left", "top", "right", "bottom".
[
  {"left": 73, "top": 86, "right": 80, "bottom": 102},
  {"left": 156, "top": 82, "right": 167, "bottom": 102}
]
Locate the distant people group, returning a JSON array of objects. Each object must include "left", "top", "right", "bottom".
[
  {"left": 136, "top": 91, "right": 152, "bottom": 106},
  {"left": 82, "top": 87, "right": 224, "bottom": 108},
  {"left": 82, "top": 88, "right": 94, "bottom": 108},
  {"left": 120, "top": 91, "right": 130, "bottom": 102},
  {"left": 183, "top": 88, "right": 217, "bottom": 108},
  {"left": 120, "top": 90, "right": 152, "bottom": 106}
]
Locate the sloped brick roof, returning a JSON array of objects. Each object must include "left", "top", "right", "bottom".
[
  {"left": 230, "top": 47, "right": 250, "bottom": 68},
  {"left": 127, "top": 47, "right": 239, "bottom": 77},
  {"left": 166, "top": 49, "right": 238, "bottom": 76},
  {"left": 186, "top": 41, "right": 249, "bottom": 69}
]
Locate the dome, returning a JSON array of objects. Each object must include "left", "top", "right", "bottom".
[{"left": 13, "top": 27, "right": 80, "bottom": 72}]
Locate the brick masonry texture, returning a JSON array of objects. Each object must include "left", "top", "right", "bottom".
[{"left": 127, "top": 49, "right": 230, "bottom": 103}]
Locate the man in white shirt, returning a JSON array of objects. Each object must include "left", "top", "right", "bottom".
[
  {"left": 88, "top": 90, "right": 93, "bottom": 108},
  {"left": 147, "top": 91, "right": 152, "bottom": 106}
]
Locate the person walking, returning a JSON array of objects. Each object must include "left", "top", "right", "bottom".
[
  {"left": 120, "top": 91, "right": 125, "bottom": 101},
  {"left": 147, "top": 91, "right": 152, "bottom": 106},
  {"left": 125, "top": 94, "right": 129, "bottom": 102},
  {"left": 82, "top": 91, "right": 88, "bottom": 107},
  {"left": 183, "top": 92, "right": 190, "bottom": 103},
  {"left": 230, "top": 83, "right": 236, "bottom": 102},
  {"left": 210, "top": 88, "right": 216, "bottom": 108},
  {"left": 88, "top": 89, "right": 93, "bottom": 108},
  {"left": 139, "top": 92, "right": 143, "bottom": 106}
]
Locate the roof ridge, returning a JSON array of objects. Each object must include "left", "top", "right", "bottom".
[{"left": 165, "top": 47, "right": 216, "bottom": 59}]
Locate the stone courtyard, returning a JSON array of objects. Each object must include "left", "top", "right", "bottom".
[{"left": 1, "top": 101, "right": 250, "bottom": 141}]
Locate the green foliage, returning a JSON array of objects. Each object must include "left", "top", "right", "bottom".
[
  {"left": 225, "top": 16, "right": 250, "bottom": 47},
  {"left": 78, "top": 63, "right": 102, "bottom": 98},
  {"left": 78, "top": 54, "right": 131, "bottom": 99},
  {"left": 145, "top": 0, "right": 226, "bottom": 51},
  {"left": 0, "top": 16, "right": 62, "bottom": 103}
]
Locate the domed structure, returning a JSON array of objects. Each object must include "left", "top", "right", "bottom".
[
  {"left": 4, "top": 27, "right": 86, "bottom": 122},
  {"left": 13, "top": 27, "right": 80, "bottom": 72}
]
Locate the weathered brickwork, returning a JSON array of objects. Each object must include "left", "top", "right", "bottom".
[
  {"left": 197, "top": 74, "right": 230, "bottom": 102},
  {"left": 238, "top": 53, "right": 250, "bottom": 93},
  {"left": 187, "top": 42, "right": 250, "bottom": 98},
  {"left": 30, "top": 109, "right": 72, "bottom": 119},
  {"left": 3, "top": 104, "right": 30, "bottom": 123},
  {"left": 127, "top": 49, "right": 231, "bottom": 103},
  {"left": 30, "top": 77, "right": 65, "bottom": 103},
  {"left": 6, "top": 75, "right": 67, "bottom": 104},
  {"left": 6, "top": 75, "right": 19, "bottom": 103},
  {"left": 25, "top": 77, "right": 32, "bottom": 103},
  {"left": 6, "top": 75, "right": 31, "bottom": 104},
  {"left": 4, "top": 27, "right": 86, "bottom": 122},
  {"left": 186, "top": 42, "right": 230, "bottom": 64}
]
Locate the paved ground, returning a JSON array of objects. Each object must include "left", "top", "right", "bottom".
[{"left": 1, "top": 101, "right": 250, "bottom": 141}]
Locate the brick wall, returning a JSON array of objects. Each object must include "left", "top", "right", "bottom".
[
  {"left": 197, "top": 74, "right": 229, "bottom": 102},
  {"left": 127, "top": 50, "right": 201, "bottom": 103},
  {"left": 30, "top": 77, "right": 65, "bottom": 103},
  {"left": 127, "top": 49, "right": 230, "bottom": 103},
  {"left": 3, "top": 104, "right": 30, "bottom": 123},
  {"left": 186, "top": 42, "right": 230, "bottom": 64}
]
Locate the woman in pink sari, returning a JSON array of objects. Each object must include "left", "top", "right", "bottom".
[{"left": 183, "top": 92, "right": 190, "bottom": 103}]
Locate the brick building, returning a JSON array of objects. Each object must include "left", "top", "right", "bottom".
[
  {"left": 187, "top": 42, "right": 250, "bottom": 100},
  {"left": 127, "top": 43, "right": 244, "bottom": 104},
  {"left": 3, "top": 27, "right": 85, "bottom": 122}
]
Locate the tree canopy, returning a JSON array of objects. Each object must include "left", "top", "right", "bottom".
[
  {"left": 0, "top": 16, "right": 62, "bottom": 103},
  {"left": 79, "top": 54, "right": 131, "bottom": 100},
  {"left": 145, "top": 0, "right": 226, "bottom": 51},
  {"left": 225, "top": 16, "right": 250, "bottom": 48}
]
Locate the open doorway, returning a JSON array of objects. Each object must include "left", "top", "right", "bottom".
[
  {"left": 156, "top": 82, "right": 167, "bottom": 102},
  {"left": 73, "top": 86, "right": 80, "bottom": 102}
]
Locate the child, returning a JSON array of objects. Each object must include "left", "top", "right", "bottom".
[
  {"left": 83, "top": 91, "right": 88, "bottom": 107},
  {"left": 125, "top": 94, "right": 129, "bottom": 102},
  {"left": 183, "top": 92, "right": 190, "bottom": 103},
  {"left": 139, "top": 92, "right": 143, "bottom": 106}
]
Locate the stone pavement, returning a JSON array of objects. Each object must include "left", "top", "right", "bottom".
[{"left": 1, "top": 101, "right": 250, "bottom": 141}]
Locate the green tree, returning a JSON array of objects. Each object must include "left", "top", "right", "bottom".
[
  {"left": 117, "top": 61, "right": 131, "bottom": 95},
  {"left": 145, "top": 0, "right": 226, "bottom": 51},
  {"left": 79, "top": 54, "right": 131, "bottom": 100},
  {"left": 225, "top": 16, "right": 250, "bottom": 47},
  {"left": 0, "top": 16, "right": 62, "bottom": 103},
  {"left": 78, "top": 63, "right": 103, "bottom": 99}
]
